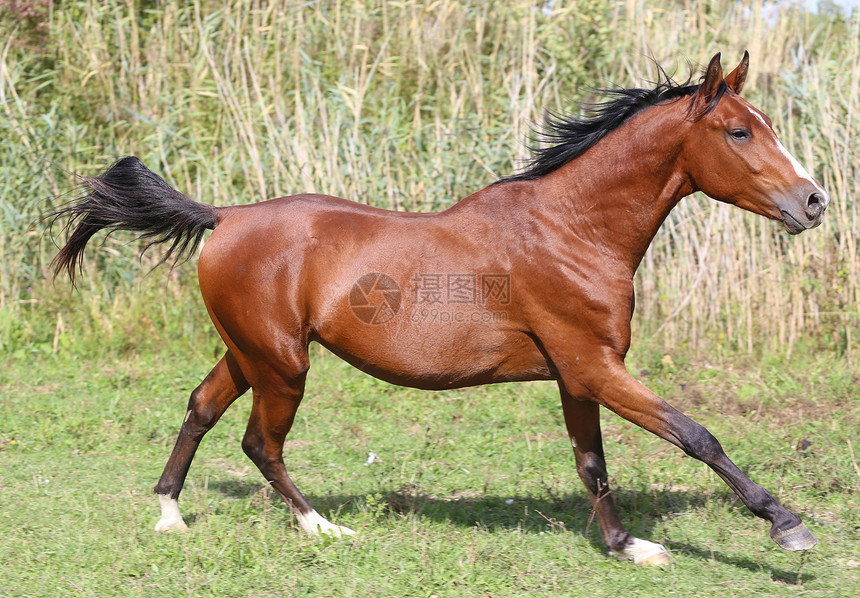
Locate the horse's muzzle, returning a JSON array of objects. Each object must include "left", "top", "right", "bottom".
[{"left": 780, "top": 188, "right": 830, "bottom": 235}]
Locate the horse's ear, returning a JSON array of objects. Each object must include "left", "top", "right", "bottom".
[
  {"left": 694, "top": 53, "right": 724, "bottom": 115},
  {"left": 724, "top": 51, "right": 750, "bottom": 94}
]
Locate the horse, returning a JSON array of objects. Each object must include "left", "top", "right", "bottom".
[{"left": 49, "top": 52, "right": 828, "bottom": 566}]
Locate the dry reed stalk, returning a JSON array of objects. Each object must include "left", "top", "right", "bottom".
[{"left": 0, "top": 0, "right": 856, "bottom": 357}]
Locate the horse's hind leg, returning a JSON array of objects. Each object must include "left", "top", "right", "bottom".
[
  {"left": 153, "top": 350, "right": 249, "bottom": 531},
  {"left": 560, "top": 385, "right": 671, "bottom": 566},
  {"left": 242, "top": 359, "right": 354, "bottom": 537}
]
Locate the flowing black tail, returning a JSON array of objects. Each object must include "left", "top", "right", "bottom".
[{"left": 48, "top": 156, "right": 219, "bottom": 285}]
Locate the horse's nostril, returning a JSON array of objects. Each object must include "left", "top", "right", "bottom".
[{"left": 806, "top": 193, "right": 824, "bottom": 220}]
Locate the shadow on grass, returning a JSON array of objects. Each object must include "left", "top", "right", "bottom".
[
  {"left": 204, "top": 479, "right": 811, "bottom": 582},
  {"left": 665, "top": 541, "right": 812, "bottom": 585}
]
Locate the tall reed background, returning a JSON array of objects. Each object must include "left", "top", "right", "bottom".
[{"left": 1, "top": 0, "right": 858, "bottom": 360}]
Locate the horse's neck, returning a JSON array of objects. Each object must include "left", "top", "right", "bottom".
[{"left": 529, "top": 103, "right": 694, "bottom": 273}]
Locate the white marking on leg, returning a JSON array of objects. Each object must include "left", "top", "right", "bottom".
[
  {"left": 295, "top": 509, "right": 355, "bottom": 538},
  {"left": 155, "top": 494, "right": 188, "bottom": 532},
  {"left": 610, "top": 537, "right": 671, "bottom": 566}
]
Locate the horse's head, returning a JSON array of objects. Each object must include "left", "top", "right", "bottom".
[{"left": 683, "top": 52, "right": 829, "bottom": 234}]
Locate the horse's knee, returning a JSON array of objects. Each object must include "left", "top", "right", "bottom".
[{"left": 679, "top": 422, "right": 724, "bottom": 462}]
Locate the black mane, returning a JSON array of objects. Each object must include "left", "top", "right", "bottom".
[{"left": 497, "top": 67, "right": 725, "bottom": 183}]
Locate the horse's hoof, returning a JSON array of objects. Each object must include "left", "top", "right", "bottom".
[
  {"left": 611, "top": 537, "right": 671, "bottom": 566},
  {"left": 155, "top": 517, "right": 189, "bottom": 532},
  {"left": 155, "top": 495, "right": 188, "bottom": 532},
  {"left": 296, "top": 509, "right": 356, "bottom": 538},
  {"left": 771, "top": 522, "right": 817, "bottom": 551}
]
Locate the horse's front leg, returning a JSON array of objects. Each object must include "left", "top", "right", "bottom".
[
  {"left": 559, "top": 383, "right": 671, "bottom": 566},
  {"left": 562, "top": 353, "right": 816, "bottom": 553}
]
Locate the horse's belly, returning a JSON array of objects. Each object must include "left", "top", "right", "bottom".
[{"left": 315, "top": 324, "right": 553, "bottom": 390}]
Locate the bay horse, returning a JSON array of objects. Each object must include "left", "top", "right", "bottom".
[{"left": 50, "top": 53, "right": 828, "bottom": 565}]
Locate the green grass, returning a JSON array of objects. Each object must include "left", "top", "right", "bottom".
[
  {"left": 2, "top": 0, "right": 859, "bottom": 357},
  {"left": 1, "top": 346, "right": 858, "bottom": 597}
]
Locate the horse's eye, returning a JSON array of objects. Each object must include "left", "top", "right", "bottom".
[{"left": 730, "top": 129, "right": 750, "bottom": 140}]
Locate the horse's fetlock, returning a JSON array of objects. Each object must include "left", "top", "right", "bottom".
[{"left": 606, "top": 529, "right": 633, "bottom": 552}]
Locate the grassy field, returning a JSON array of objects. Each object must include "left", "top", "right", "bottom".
[
  {"left": 2, "top": 0, "right": 859, "bottom": 357},
  {"left": 1, "top": 343, "right": 858, "bottom": 597}
]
